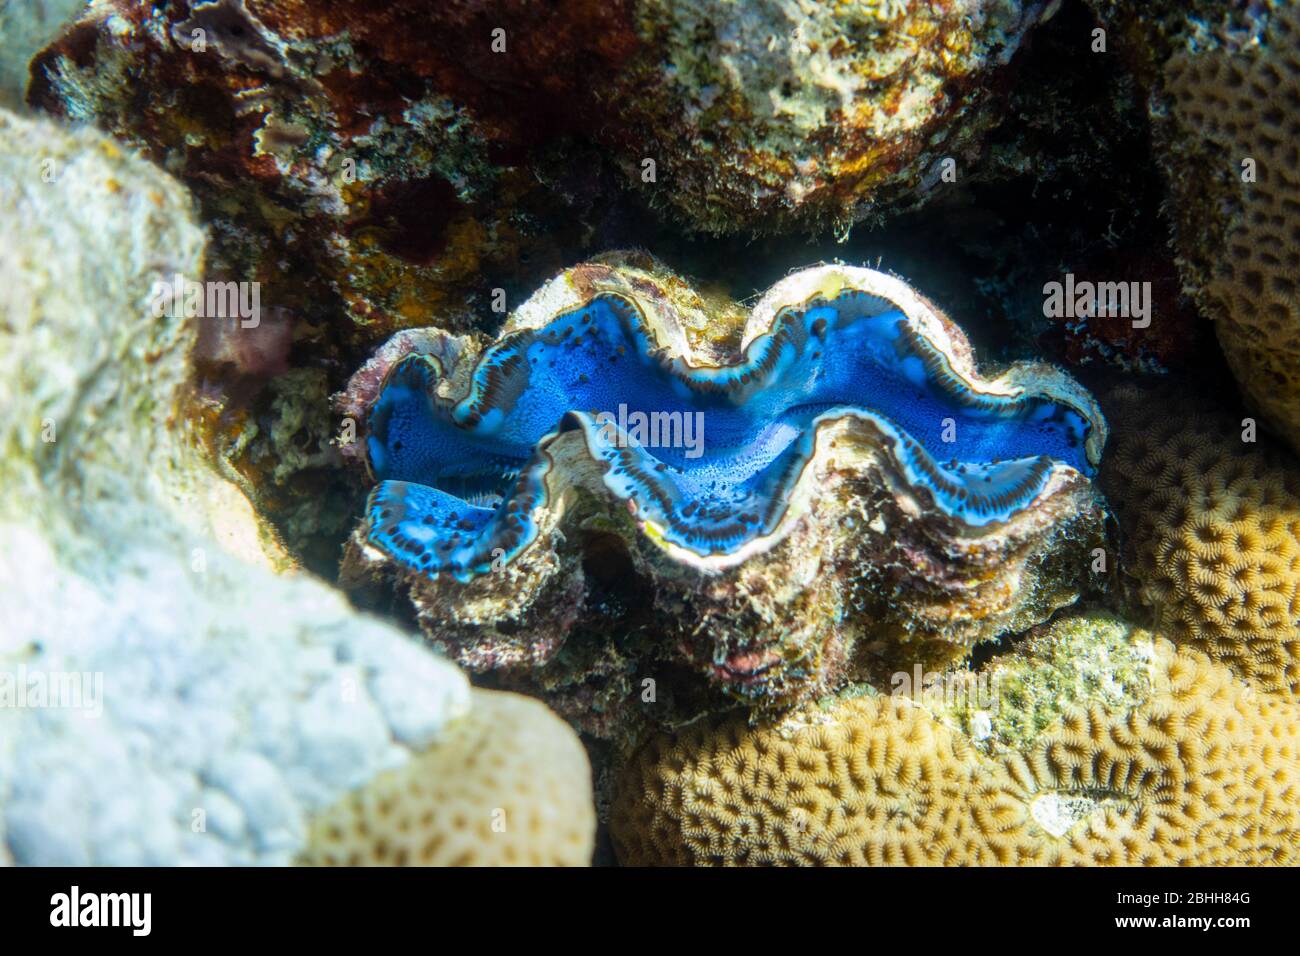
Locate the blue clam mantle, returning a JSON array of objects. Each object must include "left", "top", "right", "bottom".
[{"left": 360, "top": 265, "right": 1105, "bottom": 582}]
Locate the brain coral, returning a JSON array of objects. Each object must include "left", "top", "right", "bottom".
[
  {"left": 613, "top": 691, "right": 1024, "bottom": 866},
  {"left": 1099, "top": 0, "right": 1300, "bottom": 453},
  {"left": 610, "top": 619, "right": 1300, "bottom": 866},
  {"left": 300, "top": 689, "right": 595, "bottom": 866},
  {"left": 1102, "top": 384, "right": 1300, "bottom": 697}
]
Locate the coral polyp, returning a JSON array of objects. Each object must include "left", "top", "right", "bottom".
[{"left": 341, "top": 256, "right": 1110, "bottom": 725}]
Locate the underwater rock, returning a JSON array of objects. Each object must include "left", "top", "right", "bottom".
[
  {"left": 24, "top": 0, "right": 607, "bottom": 565},
  {"left": 1102, "top": 383, "right": 1300, "bottom": 698},
  {"left": 198, "top": 367, "right": 361, "bottom": 575},
  {"left": 26, "top": 0, "right": 571, "bottom": 347},
  {"left": 609, "top": 613, "right": 1300, "bottom": 866},
  {"left": 341, "top": 255, "right": 1110, "bottom": 728},
  {"left": 27, "top": 0, "right": 1065, "bottom": 273},
  {"left": 23, "top": 0, "right": 682, "bottom": 566},
  {"left": 595, "top": 0, "right": 1060, "bottom": 235},
  {"left": 1091, "top": 1, "right": 1300, "bottom": 454},
  {"left": 0, "top": 107, "right": 596, "bottom": 865}
]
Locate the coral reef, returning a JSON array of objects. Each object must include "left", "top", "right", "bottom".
[
  {"left": 341, "top": 255, "right": 1109, "bottom": 728},
  {"left": 0, "top": 107, "right": 595, "bottom": 865},
  {"left": 6, "top": 0, "right": 1297, "bottom": 875},
  {"left": 1101, "top": 384, "right": 1300, "bottom": 697},
  {"left": 937, "top": 614, "right": 1159, "bottom": 756},
  {"left": 614, "top": 687, "right": 1023, "bottom": 866},
  {"left": 610, "top": 615, "right": 1300, "bottom": 865},
  {"left": 300, "top": 688, "right": 595, "bottom": 866},
  {"left": 1163, "top": 2, "right": 1300, "bottom": 453},
  {"left": 1091, "top": 1, "right": 1300, "bottom": 453},
  {"left": 18, "top": 0, "right": 1167, "bottom": 568}
]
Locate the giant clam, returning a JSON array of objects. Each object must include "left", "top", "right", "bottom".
[{"left": 340, "top": 255, "right": 1109, "bottom": 733}]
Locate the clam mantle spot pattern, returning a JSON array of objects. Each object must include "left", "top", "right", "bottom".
[{"left": 360, "top": 265, "right": 1105, "bottom": 582}]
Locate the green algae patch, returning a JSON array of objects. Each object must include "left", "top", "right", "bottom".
[{"left": 930, "top": 613, "right": 1160, "bottom": 756}]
